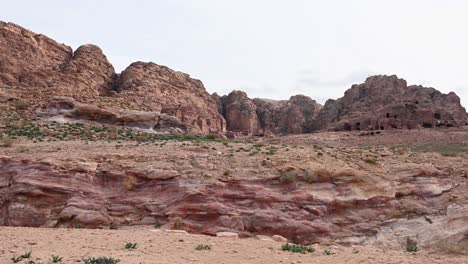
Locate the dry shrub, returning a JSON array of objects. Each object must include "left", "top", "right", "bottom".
[
  {"left": 279, "top": 174, "right": 297, "bottom": 184},
  {"left": 0, "top": 136, "right": 14, "bottom": 147},
  {"left": 14, "top": 99, "right": 28, "bottom": 111},
  {"left": 123, "top": 175, "right": 138, "bottom": 190},
  {"left": 172, "top": 218, "right": 191, "bottom": 232}
]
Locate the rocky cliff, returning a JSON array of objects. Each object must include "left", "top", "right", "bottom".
[
  {"left": 216, "top": 92, "right": 322, "bottom": 135},
  {"left": 0, "top": 21, "right": 225, "bottom": 134},
  {"left": 315, "top": 75, "right": 467, "bottom": 131},
  {"left": 1, "top": 130, "right": 467, "bottom": 250}
]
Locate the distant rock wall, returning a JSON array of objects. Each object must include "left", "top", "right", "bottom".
[
  {"left": 216, "top": 92, "right": 322, "bottom": 135},
  {"left": 1, "top": 20, "right": 466, "bottom": 135},
  {"left": 314, "top": 75, "right": 467, "bottom": 131}
]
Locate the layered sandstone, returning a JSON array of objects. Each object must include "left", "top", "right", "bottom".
[
  {"left": 0, "top": 130, "right": 467, "bottom": 250},
  {"left": 314, "top": 75, "right": 467, "bottom": 131}
]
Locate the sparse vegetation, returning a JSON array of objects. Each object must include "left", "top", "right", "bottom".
[
  {"left": 50, "top": 255, "right": 63, "bottom": 263},
  {"left": 11, "top": 256, "right": 22, "bottom": 263},
  {"left": 406, "top": 237, "right": 419, "bottom": 253},
  {"left": 0, "top": 121, "right": 227, "bottom": 145},
  {"left": 279, "top": 174, "right": 297, "bottom": 184},
  {"left": 406, "top": 245, "right": 419, "bottom": 252},
  {"left": 124, "top": 242, "right": 138, "bottom": 250},
  {"left": 412, "top": 143, "right": 468, "bottom": 157},
  {"left": 10, "top": 252, "right": 32, "bottom": 263},
  {"left": 82, "top": 257, "right": 120, "bottom": 264},
  {"left": 364, "top": 158, "right": 378, "bottom": 165},
  {"left": 14, "top": 99, "right": 28, "bottom": 111},
  {"left": 195, "top": 244, "right": 212, "bottom": 251},
  {"left": 281, "top": 243, "right": 314, "bottom": 254},
  {"left": 324, "top": 249, "right": 333, "bottom": 255}
]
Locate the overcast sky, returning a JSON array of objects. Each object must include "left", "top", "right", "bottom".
[{"left": 2, "top": 0, "right": 468, "bottom": 106}]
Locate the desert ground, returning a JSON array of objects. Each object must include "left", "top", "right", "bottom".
[{"left": 1, "top": 226, "right": 467, "bottom": 264}]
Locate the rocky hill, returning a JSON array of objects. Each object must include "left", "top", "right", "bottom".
[
  {"left": 315, "top": 75, "right": 467, "bottom": 132},
  {"left": 0, "top": 21, "right": 224, "bottom": 134},
  {"left": 1, "top": 21, "right": 466, "bottom": 136}
]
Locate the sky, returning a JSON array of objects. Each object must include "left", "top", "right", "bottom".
[{"left": 2, "top": 0, "right": 468, "bottom": 106}]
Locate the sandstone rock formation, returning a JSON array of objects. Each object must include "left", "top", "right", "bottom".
[
  {"left": 218, "top": 91, "right": 260, "bottom": 135},
  {"left": 0, "top": 20, "right": 224, "bottom": 134},
  {"left": 114, "top": 62, "right": 224, "bottom": 134},
  {"left": 0, "top": 21, "right": 115, "bottom": 100},
  {"left": 314, "top": 75, "right": 467, "bottom": 131},
  {"left": 0, "top": 150, "right": 466, "bottom": 249},
  {"left": 217, "top": 92, "right": 322, "bottom": 135},
  {"left": 36, "top": 97, "right": 188, "bottom": 132}
]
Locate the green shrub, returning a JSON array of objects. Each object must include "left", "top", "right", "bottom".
[
  {"left": 195, "top": 244, "right": 211, "bottom": 251},
  {"left": 20, "top": 252, "right": 32, "bottom": 259},
  {"left": 11, "top": 256, "right": 22, "bottom": 263},
  {"left": 281, "top": 243, "right": 314, "bottom": 254},
  {"left": 50, "top": 255, "right": 63, "bottom": 263},
  {"left": 82, "top": 257, "right": 120, "bottom": 264},
  {"left": 125, "top": 242, "right": 138, "bottom": 250}
]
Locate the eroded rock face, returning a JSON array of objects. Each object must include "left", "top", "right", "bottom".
[
  {"left": 0, "top": 22, "right": 115, "bottom": 100},
  {"left": 36, "top": 97, "right": 187, "bottom": 132},
  {"left": 217, "top": 92, "right": 322, "bottom": 135},
  {"left": 315, "top": 75, "right": 467, "bottom": 131},
  {"left": 0, "top": 156, "right": 466, "bottom": 250},
  {"left": 219, "top": 91, "right": 260, "bottom": 135},
  {"left": 0, "top": 21, "right": 224, "bottom": 134},
  {"left": 276, "top": 95, "right": 322, "bottom": 134},
  {"left": 114, "top": 62, "right": 225, "bottom": 134}
]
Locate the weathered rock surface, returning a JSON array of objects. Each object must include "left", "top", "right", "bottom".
[
  {"left": 219, "top": 91, "right": 260, "bottom": 135},
  {"left": 0, "top": 20, "right": 224, "bottom": 134},
  {"left": 315, "top": 75, "right": 467, "bottom": 131},
  {"left": 114, "top": 62, "right": 225, "bottom": 134},
  {"left": 0, "top": 21, "right": 115, "bottom": 100},
  {"left": 36, "top": 96, "right": 187, "bottom": 132},
  {"left": 0, "top": 154, "right": 466, "bottom": 249},
  {"left": 217, "top": 92, "right": 322, "bottom": 135}
]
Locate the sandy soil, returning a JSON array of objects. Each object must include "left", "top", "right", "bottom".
[{"left": 1, "top": 227, "right": 467, "bottom": 264}]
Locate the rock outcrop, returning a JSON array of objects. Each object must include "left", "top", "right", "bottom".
[
  {"left": 36, "top": 97, "right": 188, "bottom": 132},
  {"left": 114, "top": 62, "right": 224, "bottom": 134},
  {"left": 0, "top": 20, "right": 224, "bottom": 134},
  {"left": 217, "top": 92, "right": 322, "bottom": 135},
  {"left": 0, "top": 155, "right": 466, "bottom": 249},
  {"left": 0, "top": 21, "right": 115, "bottom": 100},
  {"left": 218, "top": 91, "right": 260, "bottom": 135},
  {"left": 315, "top": 75, "right": 467, "bottom": 131}
]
